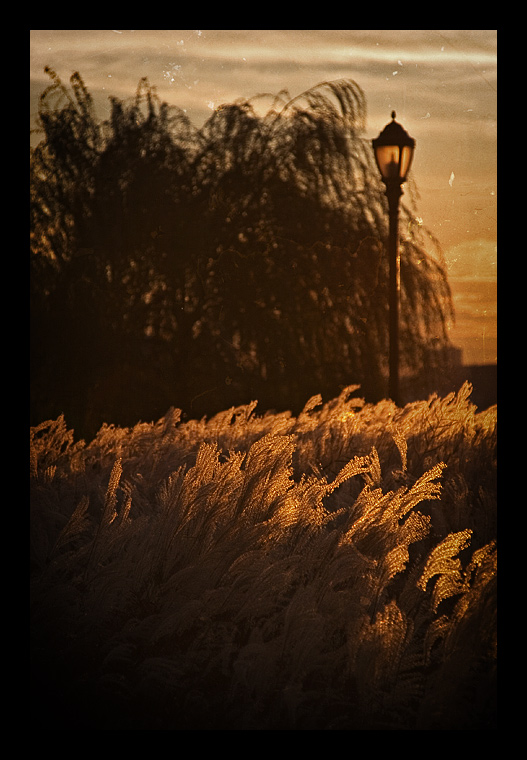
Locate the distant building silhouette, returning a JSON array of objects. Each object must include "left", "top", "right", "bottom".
[{"left": 403, "top": 345, "right": 496, "bottom": 410}]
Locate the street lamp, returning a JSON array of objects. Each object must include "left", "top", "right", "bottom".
[{"left": 372, "top": 111, "right": 415, "bottom": 406}]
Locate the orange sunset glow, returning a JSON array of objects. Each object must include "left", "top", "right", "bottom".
[{"left": 30, "top": 30, "right": 497, "bottom": 368}]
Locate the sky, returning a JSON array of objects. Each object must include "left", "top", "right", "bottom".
[{"left": 30, "top": 30, "right": 497, "bottom": 365}]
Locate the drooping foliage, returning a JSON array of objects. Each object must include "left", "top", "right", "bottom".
[
  {"left": 30, "top": 384, "right": 496, "bottom": 729},
  {"left": 31, "top": 69, "right": 454, "bottom": 440}
]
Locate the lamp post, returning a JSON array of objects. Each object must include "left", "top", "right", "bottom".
[{"left": 372, "top": 111, "right": 415, "bottom": 406}]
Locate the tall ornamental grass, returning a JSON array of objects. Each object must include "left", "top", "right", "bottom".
[{"left": 30, "top": 383, "right": 496, "bottom": 730}]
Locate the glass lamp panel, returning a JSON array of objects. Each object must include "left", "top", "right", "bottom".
[
  {"left": 375, "top": 145, "right": 401, "bottom": 179},
  {"left": 399, "top": 145, "right": 414, "bottom": 180}
]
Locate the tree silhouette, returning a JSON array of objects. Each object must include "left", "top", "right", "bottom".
[{"left": 30, "top": 69, "right": 454, "bottom": 440}]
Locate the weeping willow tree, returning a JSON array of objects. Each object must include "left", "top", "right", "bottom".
[{"left": 30, "top": 70, "right": 454, "bottom": 439}]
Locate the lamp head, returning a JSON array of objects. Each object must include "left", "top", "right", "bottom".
[{"left": 372, "top": 112, "right": 415, "bottom": 183}]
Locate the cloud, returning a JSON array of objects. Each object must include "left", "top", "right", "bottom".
[
  {"left": 30, "top": 30, "right": 496, "bottom": 124},
  {"left": 444, "top": 239, "right": 497, "bottom": 282}
]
